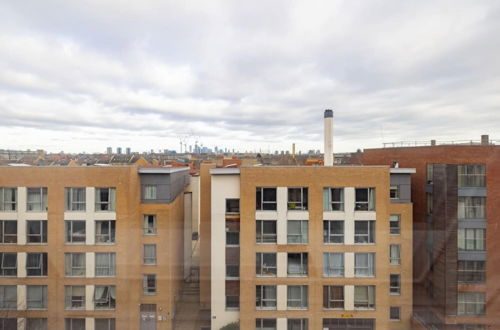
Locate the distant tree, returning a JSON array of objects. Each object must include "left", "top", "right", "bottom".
[{"left": 219, "top": 321, "right": 239, "bottom": 330}]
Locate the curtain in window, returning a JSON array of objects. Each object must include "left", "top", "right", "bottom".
[
  {"left": 355, "top": 254, "right": 368, "bottom": 276},
  {"left": 323, "top": 188, "right": 331, "bottom": 211},
  {"left": 94, "top": 286, "right": 108, "bottom": 303},
  {"left": 3, "top": 188, "right": 15, "bottom": 211},
  {"left": 96, "top": 254, "right": 112, "bottom": 276},
  {"left": 331, "top": 253, "right": 343, "bottom": 276},
  {"left": 28, "top": 286, "right": 46, "bottom": 308},
  {"left": 368, "top": 188, "right": 375, "bottom": 210},
  {"left": 109, "top": 188, "right": 116, "bottom": 211},
  {"left": 27, "top": 189, "right": 42, "bottom": 211},
  {"left": 74, "top": 188, "right": 85, "bottom": 210},
  {"left": 390, "top": 245, "right": 400, "bottom": 264},
  {"left": 26, "top": 318, "right": 48, "bottom": 330},
  {"left": 354, "top": 286, "right": 367, "bottom": 304},
  {"left": 144, "top": 186, "right": 156, "bottom": 199},
  {"left": 73, "top": 254, "right": 85, "bottom": 275}
]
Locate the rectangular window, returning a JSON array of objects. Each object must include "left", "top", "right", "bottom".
[
  {"left": 26, "top": 318, "right": 48, "bottom": 330},
  {"left": 256, "top": 220, "right": 277, "bottom": 244},
  {"left": 143, "top": 185, "right": 157, "bottom": 200},
  {"left": 143, "top": 244, "right": 157, "bottom": 265},
  {"left": 287, "top": 253, "right": 308, "bottom": 277},
  {"left": 458, "top": 292, "right": 485, "bottom": 316},
  {"left": 458, "top": 197, "right": 485, "bottom": 219},
  {"left": 27, "top": 285, "right": 47, "bottom": 309},
  {"left": 390, "top": 244, "right": 401, "bottom": 265},
  {"left": 27, "top": 220, "right": 47, "bottom": 243},
  {"left": 226, "top": 295, "right": 239, "bottom": 310},
  {"left": 94, "top": 286, "right": 116, "bottom": 309},
  {"left": 226, "top": 232, "right": 239, "bottom": 246},
  {"left": 95, "top": 188, "right": 116, "bottom": 211},
  {"left": 143, "top": 274, "right": 156, "bottom": 295},
  {"left": 288, "top": 187, "right": 308, "bottom": 210},
  {"left": 354, "top": 253, "right": 375, "bottom": 277},
  {"left": 323, "top": 285, "right": 344, "bottom": 309},
  {"left": 95, "top": 220, "right": 115, "bottom": 244},
  {"left": 458, "top": 165, "right": 486, "bottom": 187},
  {"left": 26, "top": 253, "right": 48, "bottom": 276},
  {"left": 390, "top": 185, "right": 399, "bottom": 199},
  {"left": 323, "top": 188, "right": 344, "bottom": 211},
  {"left": 65, "top": 318, "right": 85, "bottom": 330},
  {"left": 65, "top": 220, "right": 86, "bottom": 244},
  {"left": 427, "top": 163, "right": 434, "bottom": 183},
  {"left": 427, "top": 193, "right": 433, "bottom": 215},
  {"left": 0, "top": 285, "right": 17, "bottom": 309},
  {"left": 287, "top": 220, "right": 308, "bottom": 244},
  {"left": 95, "top": 253, "right": 116, "bottom": 277},
  {"left": 390, "top": 274, "right": 401, "bottom": 295},
  {"left": 323, "top": 220, "right": 344, "bottom": 244},
  {"left": 287, "top": 319, "right": 308, "bottom": 330},
  {"left": 95, "top": 319, "right": 115, "bottom": 330},
  {"left": 256, "top": 187, "right": 277, "bottom": 211},
  {"left": 287, "top": 285, "right": 308, "bottom": 309},
  {"left": 354, "top": 220, "right": 375, "bottom": 244},
  {"left": 390, "top": 215, "right": 400, "bottom": 235},
  {"left": 143, "top": 215, "right": 156, "bottom": 235},
  {"left": 256, "top": 319, "right": 276, "bottom": 330},
  {"left": 0, "top": 319, "right": 17, "bottom": 330},
  {"left": 323, "top": 253, "right": 344, "bottom": 277},
  {"left": 0, "top": 220, "right": 16, "bottom": 244},
  {"left": 225, "top": 199, "right": 240, "bottom": 213},
  {"left": 65, "top": 188, "right": 86, "bottom": 211},
  {"left": 390, "top": 306, "right": 401, "bottom": 321},
  {"left": 27, "top": 187, "right": 48, "bottom": 212},
  {"left": 0, "top": 187, "right": 16, "bottom": 211},
  {"left": 0, "top": 253, "right": 17, "bottom": 276},
  {"left": 355, "top": 188, "right": 375, "bottom": 211},
  {"left": 65, "top": 253, "right": 85, "bottom": 277},
  {"left": 256, "top": 285, "right": 277, "bottom": 309},
  {"left": 354, "top": 286, "right": 375, "bottom": 309},
  {"left": 65, "top": 286, "right": 85, "bottom": 310},
  {"left": 226, "top": 264, "right": 239, "bottom": 278},
  {"left": 256, "top": 253, "right": 277, "bottom": 277},
  {"left": 458, "top": 229, "right": 486, "bottom": 251},
  {"left": 458, "top": 261, "right": 486, "bottom": 284}
]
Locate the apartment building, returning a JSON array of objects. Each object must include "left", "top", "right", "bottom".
[
  {"left": 0, "top": 165, "right": 190, "bottom": 330},
  {"left": 362, "top": 141, "right": 500, "bottom": 329},
  {"left": 207, "top": 165, "right": 414, "bottom": 330}
]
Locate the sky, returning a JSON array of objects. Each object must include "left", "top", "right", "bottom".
[{"left": 1, "top": 0, "right": 500, "bottom": 154}]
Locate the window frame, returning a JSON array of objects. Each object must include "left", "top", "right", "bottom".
[
  {"left": 390, "top": 185, "right": 399, "bottom": 199},
  {"left": 256, "top": 220, "right": 277, "bottom": 244},
  {"left": 0, "top": 187, "right": 17, "bottom": 211},
  {"left": 26, "top": 220, "right": 47, "bottom": 244},
  {"left": 287, "top": 187, "right": 308, "bottom": 211},
  {"left": 458, "top": 229, "right": 486, "bottom": 251},
  {"left": 390, "top": 215, "right": 400, "bottom": 235},
  {"left": 458, "top": 164, "right": 486, "bottom": 187},
  {"left": 354, "top": 220, "right": 375, "bottom": 244},
  {"left": 390, "top": 306, "right": 401, "bottom": 321},
  {"left": 0, "top": 285, "right": 17, "bottom": 309},
  {"left": 26, "top": 252, "right": 48, "bottom": 277},
  {"left": 256, "top": 285, "right": 277, "bottom": 310},
  {"left": 287, "top": 285, "right": 308, "bottom": 310},
  {"left": 65, "top": 253, "right": 86, "bottom": 277},
  {"left": 324, "top": 187, "right": 344, "bottom": 211},
  {"left": 95, "top": 252, "right": 116, "bottom": 277},
  {"left": 94, "top": 285, "right": 116, "bottom": 310},
  {"left": 94, "top": 318, "right": 115, "bottom": 330},
  {"left": 65, "top": 187, "right": 86, "bottom": 212},
  {"left": 390, "top": 274, "right": 401, "bottom": 295},
  {"left": 323, "top": 285, "right": 344, "bottom": 310},
  {"left": 64, "top": 285, "right": 85, "bottom": 310},
  {"left": 458, "top": 260, "right": 486, "bottom": 284},
  {"left": 0, "top": 252, "right": 17, "bottom": 276},
  {"left": 353, "top": 285, "right": 375, "bottom": 310},
  {"left": 65, "top": 318, "right": 85, "bottom": 330},
  {"left": 256, "top": 187, "right": 277, "bottom": 211},
  {"left": 95, "top": 220, "right": 115, "bottom": 244},
  {"left": 458, "top": 197, "right": 486, "bottom": 219},
  {"left": 323, "top": 252, "right": 344, "bottom": 277},
  {"left": 143, "top": 274, "right": 157, "bottom": 295},
  {"left": 354, "top": 187, "right": 376, "bottom": 211},
  {"left": 225, "top": 198, "right": 240, "bottom": 214},
  {"left": 256, "top": 252, "right": 277, "bottom": 277},
  {"left": 27, "top": 285, "right": 48, "bottom": 310},
  {"left": 287, "top": 220, "right": 308, "bottom": 244},
  {"left": 143, "top": 215, "right": 157, "bottom": 235},
  {"left": 26, "top": 187, "right": 48, "bottom": 212},
  {"left": 323, "top": 220, "right": 344, "bottom": 244},
  {"left": 95, "top": 187, "right": 116, "bottom": 212},
  {"left": 287, "top": 253, "right": 308, "bottom": 277},
  {"left": 65, "top": 220, "right": 86, "bottom": 244},
  {"left": 143, "top": 185, "right": 157, "bottom": 200},
  {"left": 457, "top": 292, "right": 486, "bottom": 316},
  {"left": 354, "top": 253, "right": 375, "bottom": 277},
  {"left": 143, "top": 244, "right": 157, "bottom": 265},
  {"left": 26, "top": 318, "right": 48, "bottom": 330},
  {"left": 225, "top": 264, "right": 239, "bottom": 279},
  {"left": 0, "top": 220, "right": 17, "bottom": 244},
  {"left": 256, "top": 318, "right": 277, "bottom": 330},
  {"left": 390, "top": 244, "right": 401, "bottom": 265}
]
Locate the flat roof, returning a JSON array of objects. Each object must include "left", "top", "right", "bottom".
[
  {"left": 210, "top": 168, "right": 241, "bottom": 175},
  {"left": 390, "top": 168, "right": 416, "bottom": 174},
  {"left": 138, "top": 167, "right": 190, "bottom": 174}
]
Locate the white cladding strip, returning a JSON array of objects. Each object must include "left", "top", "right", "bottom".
[
  {"left": 345, "top": 285, "right": 354, "bottom": 311},
  {"left": 17, "top": 285, "right": 26, "bottom": 310},
  {"left": 277, "top": 187, "right": 287, "bottom": 245},
  {"left": 345, "top": 253, "right": 354, "bottom": 278},
  {"left": 86, "top": 285, "right": 95, "bottom": 311},
  {"left": 277, "top": 285, "right": 287, "bottom": 311},
  {"left": 277, "top": 318, "right": 287, "bottom": 330},
  {"left": 17, "top": 252, "right": 26, "bottom": 278},
  {"left": 286, "top": 211, "right": 309, "bottom": 220},
  {"left": 86, "top": 252, "right": 95, "bottom": 278},
  {"left": 277, "top": 252, "right": 287, "bottom": 278}
]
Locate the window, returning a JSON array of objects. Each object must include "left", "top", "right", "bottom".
[
  {"left": 458, "top": 292, "right": 485, "bottom": 316},
  {"left": 65, "top": 286, "right": 85, "bottom": 310},
  {"left": 0, "top": 319, "right": 16, "bottom": 330},
  {"left": 458, "top": 229, "right": 485, "bottom": 251},
  {"left": 256, "top": 253, "right": 277, "bottom": 277},
  {"left": 256, "top": 187, "right": 277, "bottom": 211},
  {"left": 256, "top": 319, "right": 276, "bottom": 330},
  {"left": 458, "top": 197, "right": 485, "bottom": 219},
  {"left": 27, "top": 220, "right": 47, "bottom": 243},
  {"left": 354, "top": 221, "right": 375, "bottom": 244},
  {"left": 256, "top": 285, "right": 277, "bottom": 309},
  {"left": 288, "top": 187, "right": 308, "bottom": 210},
  {"left": 354, "top": 286, "right": 375, "bottom": 309},
  {"left": 323, "top": 286, "right": 344, "bottom": 309},
  {"left": 288, "top": 253, "right": 308, "bottom": 276},
  {"left": 95, "top": 319, "right": 115, "bottom": 330},
  {"left": 95, "top": 253, "right": 116, "bottom": 277},
  {"left": 26, "top": 318, "right": 48, "bottom": 330},
  {"left": 94, "top": 286, "right": 116, "bottom": 309},
  {"left": 256, "top": 220, "right": 277, "bottom": 244},
  {"left": 226, "top": 232, "right": 239, "bottom": 246},
  {"left": 0, "top": 253, "right": 17, "bottom": 276},
  {"left": 0, "top": 188, "right": 16, "bottom": 211},
  {"left": 390, "top": 244, "right": 401, "bottom": 265},
  {"left": 226, "top": 295, "right": 239, "bottom": 309},
  {"left": 390, "top": 274, "right": 401, "bottom": 295},
  {"left": 65, "top": 220, "right": 86, "bottom": 243},
  {"left": 65, "top": 188, "right": 86, "bottom": 211},
  {"left": 287, "top": 285, "right": 308, "bottom": 309},
  {"left": 226, "top": 199, "right": 240, "bottom": 213},
  {"left": 0, "top": 220, "right": 16, "bottom": 244},
  {"left": 323, "top": 220, "right": 344, "bottom": 244},
  {"left": 143, "top": 244, "right": 157, "bottom": 265},
  {"left": 26, "top": 253, "right": 48, "bottom": 276},
  {"left": 458, "top": 165, "right": 486, "bottom": 187},
  {"left": 323, "top": 188, "right": 344, "bottom": 211},
  {"left": 65, "top": 318, "right": 85, "bottom": 330},
  {"left": 323, "top": 318, "right": 375, "bottom": 329},
  {"left": 390, "top": 185, "right": 399, "bottom": 199},
  {"left": 27, "top": 285, "right": 47, "bottom": 309},
  {"left": 390, "top": 215, "right": 400, "bottom": 235},
  {"left": 143, "top": 185, "right": 157, "bottom": 200},
  {"left": 95, "top": 188, "right": 116, "bottom": 211},
  {"left": 458, "top": 261, "right": 486, "bottom": 283},
  {"left": 390, "top": 306, "right": 401, "bottom": 321},
  {"left": 143, "top": 215, "right": 156, "bottom": 235},
  {"left": 65, "top": 253, "right": 85, "bottom": 277},
  {"left": 323, "top": 253, "right": 344, "bottom": 277},
  {"left": 226, "top": 264, "right": 239, "bottom": 278},
  {"left": 355, "top": 253, "right": 375, "bottom": 277},
  {"left": 143, "top": 274, "right": 156, "bottom": 295},
  {"left": 427, "top": 193, "right": 433, "bottom": 215},
  {"left": 355, "top": 188, "right": 375, "bottom": 211},
  {"left": 27, "top": 187, "right": 48, "bottom": 211},
  {"left": 95, "top": 220, "right": 115, "bottom": 244},
  {"left": 0, "top": 286, "right": 16, "bottom": 309},
  {"left": 427, "top": 163, "right": 434, "bottom": 183},
  {"left": 288, "top": 319, "right": 308, "bottom": 330},
  {"left": 287, "top": 220, "right": 308, "bottom": 244}
]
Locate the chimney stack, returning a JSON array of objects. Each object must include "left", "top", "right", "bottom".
[
  {"left": 324, "top": 109, "right": 334, "bottom": 166},
  {"left": 481, "top": 135, "right": 489, "bottom": 145}
]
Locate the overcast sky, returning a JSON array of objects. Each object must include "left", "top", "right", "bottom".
[{"left": 1, "top": 0, "right": 499, "bottom": 154}]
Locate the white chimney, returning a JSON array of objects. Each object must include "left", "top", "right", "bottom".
[{"left": 324, "top": 109, "right": 334, "bottom": 166}]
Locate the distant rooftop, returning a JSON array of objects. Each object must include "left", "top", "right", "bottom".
[{"left": 382, "top": 135, "right": 497, "bottom": 148}]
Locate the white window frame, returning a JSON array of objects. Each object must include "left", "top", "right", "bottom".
[
  {"left": 323, "top": 187, "right": 344, "bottom": 211},
  {"left": 65, "top": 187, "right": 86, "bottom": 211},
  {"left": 458, "top": 197, "right": 485, "bottom": 219},
  {"left": 458, "top": 229, "right": 486, "bottom": 251},
  {"left": 143, "top": 215, "right": 156, "bottom": 235},
  {"left": 64, "top": 285, "right": 85, "bottom": 310},
  {"left": 27, "top": 285, "right": 47, "bottom": 309},
  {"left": 390, "top": 306, "right": 401, "bottom": 321},
  {"left": 287, "top": 285, "right": 308, "bottom": 310},
  {"left": 26, "top": 318, "right": 48, "bottom": 330},
  {"left": 143, "top": 244, "right": 157, "bottom": 265},
  {"left": 65, "top": 220, "right": 86, "bottom": 244},
  {"left": 95, "top": 187, "right": 116, "bottom": 211},
  {"left": 287, "top": 220, "right": 308, "bottom": 244},
  {"left": 0, "top": 285, "right": 17, "bottom": 309},
  {"left": 0, "top": 187, "right": 16, "bottom": 211},
  {"left": 458, "top": 164, "right": 486, "bottom": 187},
  {"left": 256, "top": 318, "right": 277, "bottom": 330},
  {"left": 65, "top": 318, "right": 85, "bottom": 330},
  {"left": 354, "top": 285, "right": 375, "bottom": 310},
  {"left": 256, "top": 285, "right": 277, "bottom": 310},
  {"left": 323, "top": 253, "right": 344, "bottom": 277},
  {"left": 390, "top": 215, "right": 400, "bottom": 235},
  {"left": 26, "top": 187, "right": 48, "bottom": 212},
  {"left": 94, "top": 286, "right": 116, "bottom": 310},
  {"left": 390, "top": 185, "right": 399, "bottom": 199},
  {"left": 323, "top": 285, "right": 344, "bottom": 310},
  {"left": 95, "top": 253, "right": 116, "bottom": 277},
  {"left": 287, "top": 253, "right": 308, "bottom": 277},
  {"left": 256, "top": 253, "right": 277, "bottom": 277},
  {"left": 143, "top": 185, "right": 157, "bottom": 200},
  {"left": 0, "top": 252, "right": 17, "bottom": 276},
  {"left": 354, "top": 220, "right": 375, "bottom": 244},
  {"left": 323, "top": 220, "right": 344, "bottom": 244},
  {"left": 0, "top": 220, "right": 17, "bottom": 244},
  {"left": 65, "top": 253, "right": 85, "bottom": 277},
  {"left": 355, "top": 187, "right": 376, "bottom": 211},
  {"left": 458, "top": 292, "right": 485, "bottom": 316},
  {"left": 390, "top": 274, "right": 401, "bottom": 295},
  {"left": 390, "top": 244, "right": 401, "bottom": 265},
  {"left": 95, "top": 220, "right": 115, "bottom": 244},
  {"left": 26, "top": 253, "right": 47, "bottom": 277},
  {"left": 256, "top": 187, "right": 277, "bottom": 211},
  {"left": 354, "top": 253, "right": 375, "bottom": 277},
  {"left": 94, "top": 319, "right": 115, "bottom": 330},
  {"left": 143, "top": 274, "right": 157, "bottom": 295},
  {"left": 287, "top": 187, "right": 308, "bottom": 211},
  {"left": 256, "top": 220, "right": 277, "bottom": 244},
  {"left": 26, "top": 220, "right": 47, "bottom": 244}
]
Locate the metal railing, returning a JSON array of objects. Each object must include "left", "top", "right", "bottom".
[{"left": 383, "top": 139, "right": 500, "bottom": 148}]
